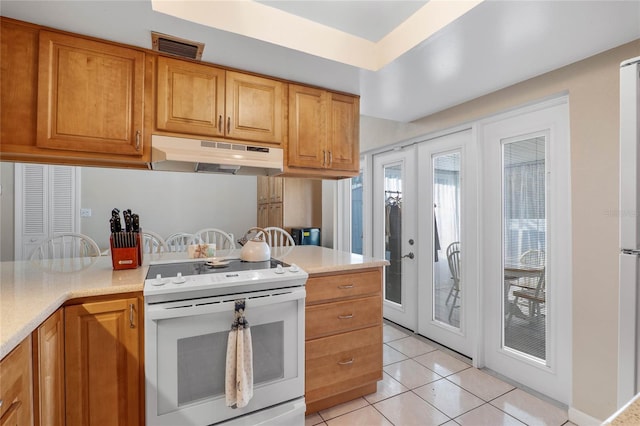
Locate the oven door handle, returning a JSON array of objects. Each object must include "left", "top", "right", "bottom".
[{"left": 146, "top": 288, "right": 306, "bottom": 320}]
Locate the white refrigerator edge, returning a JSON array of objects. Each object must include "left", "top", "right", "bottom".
[{"left": 618, "top": 55, "right": 640, "bottom": 408}]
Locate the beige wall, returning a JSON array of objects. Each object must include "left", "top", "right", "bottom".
[{"left": 360, "top": 39, "right": 640, "bottom": 420}]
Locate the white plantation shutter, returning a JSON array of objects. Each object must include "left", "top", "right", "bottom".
[
  {"left": 51, "top": 166, "right": 75, "bottom": 234},
  {"left": 15, "top": 164, "right": 80, "bottom": 260},
  {"left": 22, "top": 164, "right": 46, "bottom": 236}
]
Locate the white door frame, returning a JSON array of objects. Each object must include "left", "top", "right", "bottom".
[
  {"left": 478, "top": 97, "right": 572, "bottom": 404},
  {"left": 416, "top": 129, "right": 478, "bottom": 358},
  {"left": 373, "top": 146, "right": 418, "bottom": 330}
]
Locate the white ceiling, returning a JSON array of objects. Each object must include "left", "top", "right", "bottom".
[{"left": 2, "top": 1, "right": 639, "bottom": 123}]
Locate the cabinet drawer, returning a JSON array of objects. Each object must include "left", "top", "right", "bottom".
[
  {"left": 306, "top": 326, "right": 382, "bottom": 404},
  {"left": 0, "top": 339, "right": 33, "bottom": 426},
  {"left": 306, "top": 269, "right": 381, "bottom": 305},
  {"left": 306, "top": 295, "right": 381, "bottom": 340}
]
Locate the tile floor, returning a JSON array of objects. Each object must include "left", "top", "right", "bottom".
[{"left": 305, "top": 323, "right": 574, "bottom": 426}]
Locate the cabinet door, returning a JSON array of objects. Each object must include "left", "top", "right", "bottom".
[
  {"left": 269, "top": 203, "right": 284, "bottom": 228},
  {"left": 0, "top": 338, "right": 33, "bottom": 426},
  {"left": 257, "top": 204, "right": 269, "bottom": 229},
  {"left": 65, "top": 298, "right": 140, "bottom": 426},
  {"left": 269, "top": 177, "right": 284, "bottom": 203},
  {"left": 156, "top": 57, "right": 225, "bottom": 137},
  {"left": 257, "top": 176, "right": 270, "bottom": 204},
  {"left": 1, "top": 19, "right": 38, "bottom": 150},
  {"left": 327, "top": 93, "right": 359, "bottom": 173},
  {"left": 225, "top": 71, "right": 285, "bottom": 145},
  {"left": 288, "top": 84, "right": 326, "bottom": 169},
  {"left": 33, "top": 310, "right": 65, "bottom": 426},
  {"left": 37, "top": 31, "right": 144, "bottom": 156}
]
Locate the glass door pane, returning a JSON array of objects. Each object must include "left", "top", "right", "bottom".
[
  {"left": 384, "top": 165, "right": 403, "bottom": 304},
  {"left": 502, "top": 137, "right": 547, "bottom": 361},
  {"left": 433, "top": 152, "right": 461, "bottom": 328}
]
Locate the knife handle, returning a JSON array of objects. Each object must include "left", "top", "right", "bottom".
[{"left": 132, "top": 214, "right": 140, "bottom": 232}]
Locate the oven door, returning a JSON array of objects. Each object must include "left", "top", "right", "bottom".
[{"left": 145, "top": 287, "right": 305, "bottom": 426}]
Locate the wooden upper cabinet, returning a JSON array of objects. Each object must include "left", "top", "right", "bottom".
[
  {"left": 1, "top": 19, "right": 39, "bottom": 151},
  {"left": 288, "top": 84, "right": 359, "bottom": 177},
  {"left": 327, "top": 92, "right": 359, "bottom": 173},
  {"left": 37, "top": 31, "right": 145, "bottom": 156},
  {"left": 225, "top": 71, "right": 285, "bottom": 145},
  {"left": 155, "top": 64, "right": 285, "bottom": 146},
  {"left": 288, "top": 85, "right": 326, "bottom": 169},
  {"left": 156, "top": 56, "right": 225, "bottom": 137},
  {"left": 65, "top": 297, "right": 141, "bottom": 426}
]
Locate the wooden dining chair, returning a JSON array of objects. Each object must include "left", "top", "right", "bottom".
[
  {"left": 142, "top": 230, "right": 169, "bottom": 254},
  {"left": 507, "top": 270, "right": 546, "bottom": 327},
  {"left": 262, "top": 227, "right": 295, "bottom": 248},
  {"left": 446, "top": 249, "right": 461, "bottom": 323},
  {"left": 165, "top": 232, "right": 200, "bottom": 252},
  {"left": 30, "top": 232, "right": 101, "bottom": 260},
  {"left": 517, "top": 249, "right": 546, "bottom": 288},
  {"left": 445, "top": 241, "right": 460, "bottom": 306},
  {"left": 193, "top": 228, "right": 236, "bottom": 250}
]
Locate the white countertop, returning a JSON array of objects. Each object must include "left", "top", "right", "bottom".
[{"left": 0, "top": 246, "right": 386, "bottom": 359}]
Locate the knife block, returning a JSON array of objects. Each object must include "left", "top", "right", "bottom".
[{"left": 110, "top": 233, "right": 142, "bottom": 270}]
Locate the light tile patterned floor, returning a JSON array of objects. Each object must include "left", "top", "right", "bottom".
[{"left": 305, "top": 323, "right": 571, "bottom": 426}]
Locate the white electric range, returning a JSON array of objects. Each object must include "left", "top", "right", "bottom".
[{"left": 143, "top": 258, "right": 308, "bottom": 426}]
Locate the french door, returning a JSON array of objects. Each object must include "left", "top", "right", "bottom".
[
  {"left": 373, "top": 147, "right": 418, "bottom": 330},
  {"left": 480, "top": 99, "right": 571, "bottom": 404},
  {"left": 416, "top": 130, "right": 477, "bottom": 357},
  {"left": 372, "top": 132, "right": 476, "bottom": 357}
]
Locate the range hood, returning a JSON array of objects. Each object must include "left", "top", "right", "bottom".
[{"left": 150, "top": 135, "right": 283, "bottom": 176}]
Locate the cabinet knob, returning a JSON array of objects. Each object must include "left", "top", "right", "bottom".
[
  {"left": 338, "top": 284, "right": 354, "bottom": 289},
  {"left": 338, "top": 314, "right": 353, "bottom": 319},
  {"left": 322, "top": 150, "right": 327, "bottom": 166},
  {"left": 218, "top": 115, "right": 223, "bottom": 132},
  {"left": 227, "top": 116, "right": 231, "bottom": 133},
  {"left": 329, "top": 150, "right": 333, "bottom": 166},
  {"left": 337, "top": 358, "right": 354, "bottom": 365}
]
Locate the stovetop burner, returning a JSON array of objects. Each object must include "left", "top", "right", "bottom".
[{"left": 145, "top": 258, "right": 288, "bottom": 280}]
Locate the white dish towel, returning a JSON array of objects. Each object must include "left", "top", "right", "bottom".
[{"left": 225, "top": 299, "right": 253, "bottom": 408}]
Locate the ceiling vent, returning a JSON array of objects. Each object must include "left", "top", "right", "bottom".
[{"left": 151, "top": 32, "right": 204, "bottom": 60}]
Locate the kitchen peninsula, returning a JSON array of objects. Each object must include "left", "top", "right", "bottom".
[{"left": 0, "top": 245, "right": 387, "bottom": 423}]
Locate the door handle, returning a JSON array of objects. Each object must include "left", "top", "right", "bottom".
[{"left": 402, "top": 252, "right": 415, "bottom": 259}]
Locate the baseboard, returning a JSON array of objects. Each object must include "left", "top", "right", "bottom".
[{"left": 568, "top": 406, "right": 603, "bottom": 426}]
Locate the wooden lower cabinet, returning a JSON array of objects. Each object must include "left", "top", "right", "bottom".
[
  {"left": 32, "top": 309, "right": 65, "bottom": 426},
  {"left": 64, "top": 296, "right": 142, "bottom": 426},
  {"left": 0, "top": 338, "right": 34, "bottom": 426},
  {"left": 304, "top": 267, "right": 383, "bottom": 414}
]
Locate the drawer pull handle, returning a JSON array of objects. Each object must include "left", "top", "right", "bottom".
[
  {"left": 0, "top": 400, "right": 22, "bottom": 422},
  {"left": 338, "top": 358, "right": 354, "bottom": 365},
  {"left": 338, "top": 314, "right": 353, "bottom": 319},
  {"left": 338, "top": 284, "right": 354, "bottom": 289}
]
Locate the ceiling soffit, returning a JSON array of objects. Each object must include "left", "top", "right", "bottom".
[{"left": 151, "top": 0, "right": 484, "bottom": 71}]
